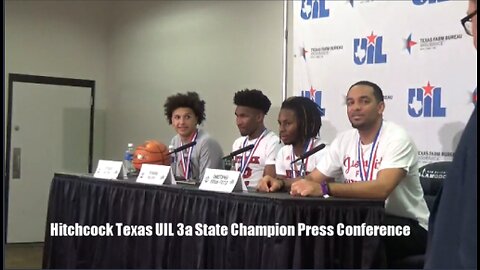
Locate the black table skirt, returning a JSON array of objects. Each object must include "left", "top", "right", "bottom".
[{"left": 43, "top": 173, "right": 387, "bottom": 269}]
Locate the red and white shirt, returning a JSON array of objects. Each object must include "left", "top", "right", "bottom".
[
  {"left": 276, "top": 139, "right": 328, "bottom": 178},
  {"left": 232, "top": 130, "right": 281, "bottom": 187},
  {"left": 317, "top": 121, "right": 429, "bottom": 230}
]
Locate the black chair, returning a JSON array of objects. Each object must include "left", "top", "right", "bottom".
[
  {"left": 419, "top": 161, "right": 450, "bottom": 211},
  {"left": 388, "top": 161, "right": 450, "bottom": 269}
]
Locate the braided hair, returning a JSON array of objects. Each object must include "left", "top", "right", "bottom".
[{"left": 280, "top": 96, "right": 322, "bottom": 143}]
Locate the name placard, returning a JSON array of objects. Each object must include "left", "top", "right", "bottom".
[
  {"left": 136, "top": 164, "right": 176, "bottom": 186},
  {"left": 199, "top": 168, "right": 247, "bottom": 193},
  {"left": 93, "top": 160, "right": 123, "bottom": 180}
]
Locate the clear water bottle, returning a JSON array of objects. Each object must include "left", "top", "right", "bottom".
[
  {"left": 124, "top": 143, "right": 135, "bottom": 176},
  {"left": 168, "top": 145, "right": 176, "bottom": 176}
]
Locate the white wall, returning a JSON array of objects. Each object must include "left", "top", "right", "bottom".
[
  {"left": 5, "top": 0, "right": 287, "bottom": 160},
  {"left": 4, "top": 0, "right": 288, "bottom": 243},
  {"left": 5, "top": 0, "right": 111, "bottom": 163},
  {"left": 105, "top": 1, "right": 285, "bottom": 158}
]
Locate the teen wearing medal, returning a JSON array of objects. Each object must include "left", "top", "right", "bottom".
[
  {"left": 258, "top": 96, "right": 328, "bottom": 189},
  {"left": 164, "top": 92, "right": 224, "bottom": 181},
  {"left": 232, "top": 89, "right": 281, "bottom": 187}
]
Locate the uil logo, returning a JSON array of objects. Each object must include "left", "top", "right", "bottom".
[
  {"left": 412, "top": 0, "right": 448, "bottom": 5},
  {"left": 300, "top": 0, "right": 330, "bottom": 20},
  {"left": 408, "top": 82, "right": 446, "bottom": 117},
  {"left": 353, "top": 31, "right": 387, "bottom": 65},
  {"left": 301, "top": 87, "right": 326, "bottom": 116}
]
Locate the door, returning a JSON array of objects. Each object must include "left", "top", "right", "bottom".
[{"left": 5, "top": 74, "right": 95, "bottom": 243}]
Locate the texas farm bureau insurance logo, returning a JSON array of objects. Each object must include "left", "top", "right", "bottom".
[
  {"left": 301, "top": 87, "right": 326, "bottom": 116},
  {"left": 308, "top": 45, "right": 344, "bottom": 59},
  {"left": 408, "top": 81, "right": 446, "bottom": 117},
  {"left": 300, "top": 0, "right": 330, "bottom": 20},
  {"left": 404, "top": 33, "right": 462, "bottom": 54},
  {"left": 412, "top": 0, "right": 448, "bottom": 5},
  {"left": 353, "top": 31, "right": 387, "bottom": 65}
]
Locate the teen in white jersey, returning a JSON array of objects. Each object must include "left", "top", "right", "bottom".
[
  {"left": 232, "top": 89, "right": 281, "bottom": 187},
  {"left": 259, "top": 81, "right": 429, "bottom": 265},
  {"left": 274, "top": 97, "right": 328, "bottom": 179}
]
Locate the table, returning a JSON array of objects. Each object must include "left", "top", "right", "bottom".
[{"left": 43, "top": 173, "right": 387, "bottom": 268}]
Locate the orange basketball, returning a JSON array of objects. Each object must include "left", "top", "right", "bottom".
[{"left": 133, "top": 140, "right": 171, "bottom": 170}]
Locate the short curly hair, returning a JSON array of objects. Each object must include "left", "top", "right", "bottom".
[
  {"left": 233, "top": 89, "right": 272, "bottom": 114},
  {"left": 164, "top": 92, "right": 206, "bottom": 124}
]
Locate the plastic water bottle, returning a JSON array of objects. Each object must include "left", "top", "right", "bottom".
[
  {"left": 124, "top": 143, "right": 135, "bottom": 176},
  {"left": 169, "top": 145, "right": 176, "bottom": 176},
  {"left": 224, "top": 157, "right": 232, "bottom": 170}
]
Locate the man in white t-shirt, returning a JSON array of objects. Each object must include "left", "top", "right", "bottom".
[
  {"left": 258, "top": 81, "right": 430, "bottom": 264},
  {"left": 231, "top": 89, "right": 281, "bottom": 187}
]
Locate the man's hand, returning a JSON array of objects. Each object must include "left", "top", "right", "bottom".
[
  {"left": 257, "top": 175, "right": 284, "bottom": 193},
  {"left": 290, "top": 179, "right": 323, "bottom": 197}
]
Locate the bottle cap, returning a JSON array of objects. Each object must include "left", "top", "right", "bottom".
[{"left": 128, "top": 143, "right": 134, "bottom": 147}]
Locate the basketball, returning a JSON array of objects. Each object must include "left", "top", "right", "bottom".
[{"left": 133, "top": 140, "right": 171, "bottom": 170}]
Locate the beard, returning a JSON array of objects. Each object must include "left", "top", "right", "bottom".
[
  {"left": 239, "top": 128, "right": 250, "bottom": 137},
  {"left": 351, "top": 122, "right": 363, "bottom": 129},
  {"left": 349, "top": 118, "right": 372, "bottom": 131}
]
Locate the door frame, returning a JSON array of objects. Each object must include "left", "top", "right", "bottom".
[{"left": 4, "top": 73, "right": 96, "bottom": 243}]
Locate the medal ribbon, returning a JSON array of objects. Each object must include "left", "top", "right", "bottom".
[
  {"left": 179, "top": 130, "right": 198, "bottom": 179},
  {"left": 357, "top": 123, "right": 382, "bottom": 181},
  {"left": 239, "top": 129, "right": 268, "bottom": 176},
  {"left": 290, "top": 138, "right": 315, "bottom": 178}
]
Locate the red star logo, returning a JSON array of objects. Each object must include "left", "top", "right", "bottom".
[
  {"left": 300, "top": 47, "right": 309, "bottom": 59},
  {"left": 367, "top": 31, "right": 377, "bottom": 45},
  {"left": 422, "top": 81, "right": 434, "bottom": 97},
  {"left": 408, "top": 40, "right": 417, "bottom": 48},
  {"left": 309, "top": 86, "right": 316, "bottom": 100}
]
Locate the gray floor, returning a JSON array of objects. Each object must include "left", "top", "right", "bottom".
[{"left": 5, "top": 243, "right": 43, "bottom": 269}]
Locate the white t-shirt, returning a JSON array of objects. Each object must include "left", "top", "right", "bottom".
[
  {"left": 317, "top": 121, "right": 430, "bottom": 230},
  {"left": 276, "top": 138, "right": 328, "bottom": 178},
  {"left": 232, "top": 130, "right": 281, "bottom": 187}
]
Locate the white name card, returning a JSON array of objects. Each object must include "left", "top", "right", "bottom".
[
  {"left": 199, "top": 168, "right": 247, "bottom": 193},
  {"left": 136, "top": 164, "right": 176, "bottom": 186},
  {"left": 93, "top": 160, "right": 123, "bottom": 180}
]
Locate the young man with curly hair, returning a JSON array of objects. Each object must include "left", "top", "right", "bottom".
[
  {"left": 164, "top": 92, "right": 224, "bottom": 181},
  {"left": 232, "top": 89, "right": 281, "bottom": 187}
]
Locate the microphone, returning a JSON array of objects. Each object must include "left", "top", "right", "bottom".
[
  {"left": 168, "top": 141, "right": 197, "bottom": 155},
  {"left": 222, "top": 144, "right": 254, "bottom": 160},
  {"left": 290, "top": 143, "right": 326, "bottom": 164}
]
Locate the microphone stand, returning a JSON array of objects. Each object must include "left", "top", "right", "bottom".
[{"left": 171, "top": 152, "right": 177, "bottom": 178}]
